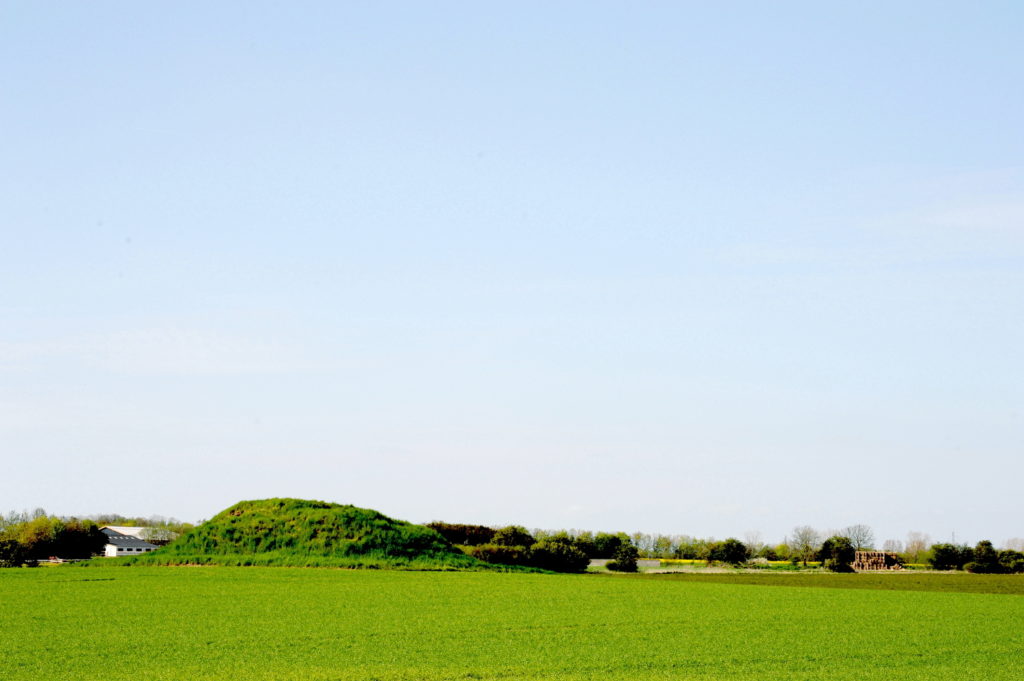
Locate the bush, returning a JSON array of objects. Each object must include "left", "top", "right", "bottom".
[
  {"left": 593, "top": 532, "right": 631, "bottom": 559},
  {"left": 465, "top": 544, "right": 530, "bottom": 567},
  {"left": 571, "top": 532, "right": 596, "bottom": 558},
  {"left": 529, "top": 539, "right": 589, "bottom": 573},
  {"left": 819, "top": 536, "right": 855, "bottom": 572},
  {"left": 492, "top": 526, "right": 535, "bottom": 548},
  {"left": 929, "top": 543, "right": 973, "bottom": 571},
  {"left": 467, "top": 539, "right": 589, "bottom": 573},
  {"left": 606, "top": 544, "right": 639, "bottom": 572},
  {"left": 0, "top": 538, "right": 29, "bottom": 567},
  {"left": 425, "top": 522, "right": 496, "bottom": 546},
  {"left": 999, "top": 550, "right": 1024, "bottom": 574},
  {"left": 708, "top": 538, "right": 748, "bottom": 565},
  {"left": 962, "top": 541, "right": 1024, "bottom": 574}
]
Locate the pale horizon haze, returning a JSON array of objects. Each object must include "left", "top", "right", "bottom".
[{"left": 2, "top": 3, "right": 1022, "bottom": 548}]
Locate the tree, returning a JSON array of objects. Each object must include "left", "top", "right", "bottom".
[
  {"left": 492, "top": 526, "right": 534, "bottom": 548},
  {"left": 789, "top": 526, "right": 821, "bottom": 565},
  {"left": 965, "top": 540, "right": 1002, "bottom": 574},
  {"left": 652, "top": 535, "right": 675, "bottom": 559},
  {"left": 572, "top": 531, "right": 596, "bottom": 558},
  {"left": 55, "top": 519, "right": 107, "bottom": 558},
  {"left": 744, "top": 531, "right": 766, "bottom": 557},
  {"left": 819, "top": 536, "right": 856, "bottom": 572},
  {"left": 708, "top": 538, "right": 748, "bottom": 565},
  {"left": 0, "top": 514, "right": 106, "bottom": 565},
  {"left": 631, "top": 532, "right": 655, "bottom": 557},
  {"left": 466, "top": 543, "right": 529, "bottom": 567},
  {"left": 842, "top": 524, "right": 874, "bottom": 551},
  {"left": 929, "top": 543, "right": 972, "bottom": 571},
  {"left": 593, "top": 532, "right": 630, "bottom": 559},
  {"left": 529, "top": 538, "right": 589, "bottom": 573},
  {"left": 882, "top": 539, "right": 904, "bottom": 554},
  {"left": 905, "top": 532, "right": 930, "bottom": 563},
  {"left": 606, "top": 543, "right": 639, "bottom": 572},
  {"left": 0, "top": 538, "right": 29, "bottom": 567},
  {"left": 425, "top": 523, "right": 496, "bottom": 546},
  {"left": 997, "top": 550, "right": 1024, "bottom": 574},
  {"left": 673, "top": 536, "right": 706, "bottom": 560}
]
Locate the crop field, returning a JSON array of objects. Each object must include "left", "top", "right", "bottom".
[
  {"left": 2, "top": 568, "right": 1022, "bottom": 681},
  {"left": 647, "top": 571, "right": 1024, "bottom": 595}
]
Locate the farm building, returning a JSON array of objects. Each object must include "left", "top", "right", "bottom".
[
  {"left": 100, "top": 527, "right": 159, "bottom": 557},
  {"left": 102, "top": 525, "right": 178, "bottom": 545}
]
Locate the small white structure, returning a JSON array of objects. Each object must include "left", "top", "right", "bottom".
[{"left": 101, "top": 527, "right": 159, "bottom": 557}]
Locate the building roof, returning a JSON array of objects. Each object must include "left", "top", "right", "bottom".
[
  {"left": 101, "top": 527, "right": 158, "bottom": 549},
  {"left": 101, "top": 526, "right": 149, "bottom": 539}
]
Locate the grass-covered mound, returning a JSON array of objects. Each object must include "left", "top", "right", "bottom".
[{"left": 110, "top": 498, "right": 489, "bottom": 569}]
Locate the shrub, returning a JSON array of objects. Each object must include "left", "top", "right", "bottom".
[
  {"left": 965, "top": 541, "right": 1002, "bottom": 574},
  {"left": 819, "top": 536, "right": 855, "bottom": 572},
  {"left": 929, "top": 543, "right": 973, "bottom": 571},
  {"left": 466, "top": 540, "right": 589, "bottom": 573},
  {"left": 465, "top": 544, "right": 529, "bottom": 566},
  {"left": 0, "top": 538, "right": 29, "bottom": 567},
  {"left": 529, "top": 539, "right": 589, "bottom": 573},
  {"left": 572, "top": 532, "right": 596, "bottom": 558},
  {"left": 593, "top": 532, "right": 631, "bottom": 559},
  {"left": 606, "top": 543, "right": 639, "bottom": 572},
  {"left": 425, "top": 522, "right": 496, "bottom": 546},
  {"left": 998, "top": 550, "right": 1024, "bottom": 574},
  {"left": 492, "top": 526, "right": 535, "bottom": 549},
  {"left": 708, "top": 538, "right": 748, "bottom": 565}
]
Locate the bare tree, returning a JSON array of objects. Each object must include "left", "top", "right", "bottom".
[
  {"left": 630, "top": 532, "right": 655, "bottom": 557},
  {"left": 1004, "top": 538, "right": 1024, "bottom": 552},
  {"left": 905, "top": 531, "right": 931, "bottom": 563},
  {"left": 789, "top": 526, "right": 821, "bottom": 565},
  {"left": 842, "top": 524, "right": 875, "bottom": 551},
  {"left": 744, "top": 531, "right": 765, "bottom": 557},
  {"left": 882, "top": 539, "right": 904, "bottom": 554}
]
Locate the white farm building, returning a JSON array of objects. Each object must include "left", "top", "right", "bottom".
[{"left": 100, "top": 527, "right": 159, "bottom": 557}]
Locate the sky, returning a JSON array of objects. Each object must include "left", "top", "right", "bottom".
[{"left": 2, "top": 2, "right": 1022, "bottom": 547}]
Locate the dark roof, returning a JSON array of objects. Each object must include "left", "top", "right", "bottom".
[{"left": 101, "top": 528, "right": 158, "bottom": 549}]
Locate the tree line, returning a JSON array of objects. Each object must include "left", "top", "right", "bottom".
[
  {"left": 428, "top": 522, "right": 1024, "bottom": 574},
  {"left": 4, "top": 510, "right": 1022, "bottom": 574},
  {"left": 428, "top": 522, "right": 644, "bottom": 572},
  {"left": 427, "top": 522, "right": 751, "bottom": 573},
  {"left": 0, "top": 515, "right": 106, "bottom": 566},
  {"left": 0, "top": 509, "right": 194, "bottom": 567}
]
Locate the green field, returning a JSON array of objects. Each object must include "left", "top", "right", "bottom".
[
  {"left": 644, "top": 571, "right": 1024, "bottom": 595},
  {"left": 2, "top": 568, "right": 1022, "bottom": 680}
]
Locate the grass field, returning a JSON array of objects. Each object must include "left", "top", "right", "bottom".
[
  {"left": 2, "top": 567, "right": 1022, "bottom": 680},
  {"left": 645, "top": 571, "right": 1024, "bottom": 595}
]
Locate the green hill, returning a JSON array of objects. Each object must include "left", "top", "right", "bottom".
[{"left": 113, "top": 498, "right": 488, "bottom": 569}]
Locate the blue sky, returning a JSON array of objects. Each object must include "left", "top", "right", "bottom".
[{"left": 2, "top": 2, "right": 1022, "bottom": 546}]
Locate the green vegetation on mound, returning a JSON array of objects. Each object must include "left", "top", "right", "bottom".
[{"left": 107, "top": 498, "right": 496, "bottom": 570}]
